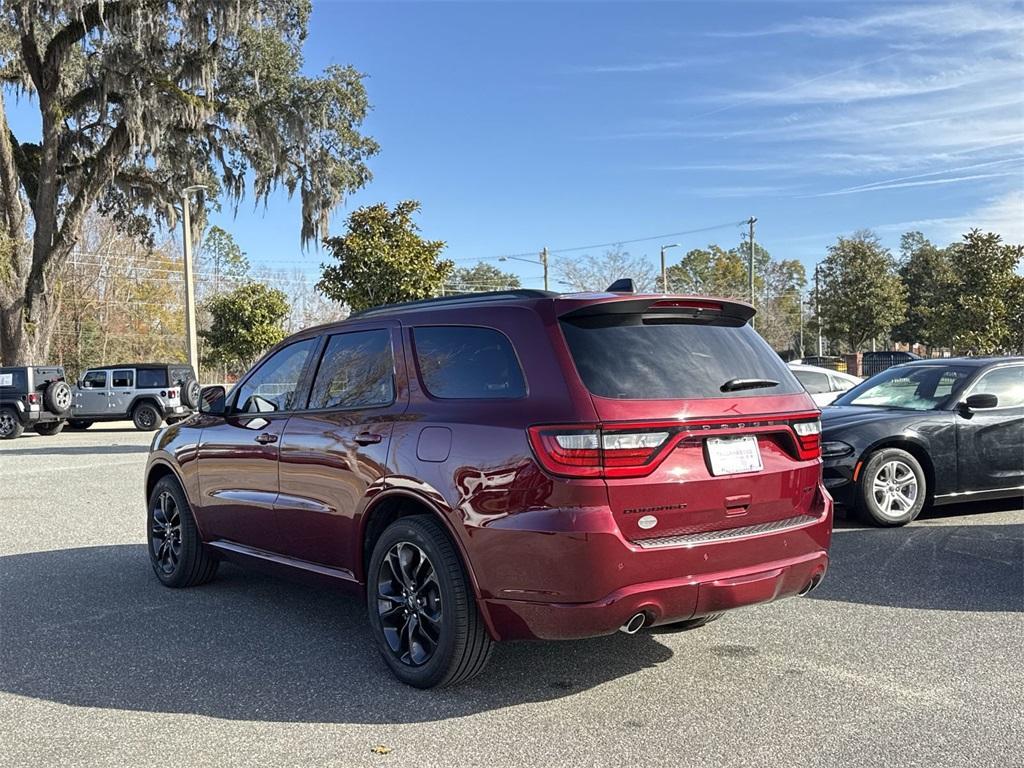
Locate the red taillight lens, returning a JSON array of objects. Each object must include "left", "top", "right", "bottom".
[
  {"left": 792, "top": 419, "right": 821, "bottom": 460},
  {"left": 528, "top": 425, "right": 674, "bottom": 478},
  {"left": 26, "top": 393, "right": 39, "bottom": 405},
  {"left": 168, "top": 389, "right": 177, "bottom": 398}
]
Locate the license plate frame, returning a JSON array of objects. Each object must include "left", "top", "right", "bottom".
[{"left": 705, "top": 435, "right": 763, "bottom": 476}]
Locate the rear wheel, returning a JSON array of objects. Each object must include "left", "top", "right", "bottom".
[
  {"left": 67, "top": 419, "right": 93, "bottom": 430},
  {"left": 856, "top": 448, "right": 927, "bottom": 527},
  {"left": 33, "top": 421, "right": 64, "bottom": 436},
  {"left": 367, "top": 515, "right": 493, "bottom": 688},
  {"left": 147, "top": 476, "right": 218, "bottom": 587},
  {"left": 0, "top": 408, "right": 24, "bottom": 440},
  {"left": 133, "top": 403, "right": 162, "bottom": 431}
]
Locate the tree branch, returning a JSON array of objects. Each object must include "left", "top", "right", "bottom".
[{"left": 42, "top": 1, "right": 136, "bottom": 78}]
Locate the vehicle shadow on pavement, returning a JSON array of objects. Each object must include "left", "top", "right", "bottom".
[
  {"left": 811, "top": 520, "right": 1023, "bottom": 613},
  {"left": 0, "top": 544, "right": 674, "bottom": 723},
  {"left": 0, "top": 444, "right": 150, "bottom": 456}
]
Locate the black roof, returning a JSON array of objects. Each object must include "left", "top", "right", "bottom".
[
  {"left": 349, "top": 289, "right": 557, "bottom": 320},
  {"left": 86, "top": 363, "right": 195, "bottom": 371}
]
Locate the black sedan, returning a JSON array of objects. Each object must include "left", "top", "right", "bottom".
[{"left": 821, "top": 357, "right": 1023, "bottom": 526}]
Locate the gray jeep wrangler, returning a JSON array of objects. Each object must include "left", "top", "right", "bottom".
[{"left": 69, "top": 363, "right": 201, "bottom": 431}]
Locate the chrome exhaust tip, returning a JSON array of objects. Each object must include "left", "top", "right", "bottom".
[
  {"left": 620, "top": 613, "right": 647, "bottom": 635},
  {"left": 799, "top": 574, "right": 823, "bottom": 597}
]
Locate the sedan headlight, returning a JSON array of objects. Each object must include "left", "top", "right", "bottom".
[{"left": 822, "top": 441, "right": 854, "bottom": 458}]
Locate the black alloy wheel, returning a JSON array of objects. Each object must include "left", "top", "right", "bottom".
[
  {"left": 0, "top": 408, "right": 24, "bottom": 439},
  {"left": 146, "top": 476, "right": 219, "bottom": 587},
  {"left": 133, "top": 403, "right": 161, "bottom": 431},
  {"left": 377, "top": 541, "right": 444, "bottom": 667},
  {"left": 367, "top": 515, "right": 493, "bottom": 688},
  {"left": 150, "top": 488, "right": 182, "bottom": 577}
]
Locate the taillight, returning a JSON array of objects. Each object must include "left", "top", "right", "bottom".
[
  {"left": 792, "top": 419, "right": 821, "bottom": 460},
  {"left": 168, "top": 389, "right": 177, "bottom": 398},
  {"left": 26, "top": 393, "right": 39, "bottom": 405},
  {"left": 528, "top": 425, "right": 674, "bottom": 478}
]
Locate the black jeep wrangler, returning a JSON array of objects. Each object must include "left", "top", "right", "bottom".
[{"left": 0, "top": 365, "right": 72, "bottom": 439}]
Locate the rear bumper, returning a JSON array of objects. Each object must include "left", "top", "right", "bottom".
[
  {"left": 477, "top": 489, "right": 833, "bottom": 641},
  {"left": 484, "top": 549, "right": 829, "bottom": 640}
]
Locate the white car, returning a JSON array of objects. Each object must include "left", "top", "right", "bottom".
[{"left": 788, "top": 363, "right": 861, "bottom": 407}]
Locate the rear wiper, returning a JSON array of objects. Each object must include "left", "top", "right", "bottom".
[{"left": 720, "top": 378, "right": 779, "bottom": 392}]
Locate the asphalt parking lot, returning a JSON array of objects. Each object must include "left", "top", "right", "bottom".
[{"left": 1, "top": 424, "right": 1022, "bottom": 768}]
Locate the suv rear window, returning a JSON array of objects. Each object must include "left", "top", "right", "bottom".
[
  {"left": 137, "top": 369, "right": 168, "bottom": 388},
  {"left": 413, "top": 326, "right": 526, "bottom": 399},
  {"left": 560, "top": 315, "right": 802, "bottom": 400}
]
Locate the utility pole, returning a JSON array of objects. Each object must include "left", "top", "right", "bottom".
[
  {"left": 747, "top": 217, "right": 757, "bottom": 327},
  {"left": 659, "top": 243, "right": 681, "bottom": 293},
  {"left": 815, "top": 263, "right": 823, "bottom": 356},
  {"left": 540, "top": 247, "right": 549, "bottom": 291},
  {"left": 181, "top": 184, "right": 208, "bottom": 376},
  {"left": 798, "top": 293, "right": 805, "bottom": 358}
]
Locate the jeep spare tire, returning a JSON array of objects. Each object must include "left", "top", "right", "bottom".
[
  {"left": 44, "top": 380, "right": 72, "bottom": 415},
  {"left": 182, "top": 378, "right": 201, "bottom": 410}
]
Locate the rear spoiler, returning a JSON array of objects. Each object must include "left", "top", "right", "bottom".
[{"left": 560, "top": 296, "right": 756, "bottom": 324}]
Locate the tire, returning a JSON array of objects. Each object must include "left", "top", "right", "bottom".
[
  {"left": 33, "top": 421, "right": 64, "bottom": 436},
  {"left": 181, "top": 379, "right": 201, "bottom": 410},
  {"left": 43, "top": 380, "right": 72, "bottom": 415},
  {"left": 656, "top": 613, "right": 723, "bottom": 633},
  {"left": 0, "top": 408, "right": 24, "bottom": 440},
  {"left": 67, "top": 419, "right": 93, "bottom": 430},
  {"left": 147, "top": 475, "right": 219, "bottom": 587},
  {"left": 132, "top": 402, "right": 162, "bottom": 431},
  {"left": 367, "top": 515, "right": 494, "bottom": 688},
  {"left": 856, "top": 448, "right": 927, "bottom": 527}
]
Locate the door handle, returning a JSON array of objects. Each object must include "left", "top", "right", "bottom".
[
  {"left": 354, "top": 432, "right": 382, "bottom": 446},
  {"left": 255, "top": 433, "right": 278, "bottom": 444}
]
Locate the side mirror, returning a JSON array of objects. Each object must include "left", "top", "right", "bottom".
[
  {"left": 199, "top": 385, "right": 227, "bottom": 415},
  {"left": 963, "top": 393, "right": 998, "bottom": 410}
]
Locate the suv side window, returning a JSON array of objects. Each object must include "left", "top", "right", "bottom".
[
  {"left": 234, "top": 338, "right": 317, "bottom": 413},
  {"left": 308, "top": 330, "right": 395, "bottom": 410},
  {"left": 137, "top": 369, "right": 168, "bottom": 389},
  {"left": 82, "top": 371, "right": 107, "bottom": 389},
  {"left": 830, "top": 375, "right": 855, "bottom": 393},
  {"left": 112, "top": 369, "right": 134, "bottom": 388},
  {"left": 971, "top": 366, "right": 1024, "bottom": 407},
  {"left": 413, "top": 326, "right": 526, "bottom": 399}
]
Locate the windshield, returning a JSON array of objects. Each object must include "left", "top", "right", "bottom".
[{"left": 833, "top": 364, "right": 974, "bottom": 411}]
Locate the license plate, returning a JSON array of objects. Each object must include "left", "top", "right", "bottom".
[{"left": 706, "top": 436, "right": 762, "bottom": 476}]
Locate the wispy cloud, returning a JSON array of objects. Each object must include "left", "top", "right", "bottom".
[
  {"left": 808, "top": 158, "right": 1024, "bottom": 197},
  {"left": 710, "top": 3, "right": 1024, "bottom": 40},
  {"left": 574, "top": 56, "right": 724, "bottom": 74},
  {"left": 873, "top": 190, "right": 1024, "bottom": 242}
]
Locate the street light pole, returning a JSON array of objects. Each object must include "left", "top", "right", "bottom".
[
  {"left": 540, "top": 247, "right": 549, "bottom": 291},
  {"left": 659, "top": 243, "right": 680, "bottom": 293},
  {"left": 181, "top": 184, "right": 208, "bottom": 376}
]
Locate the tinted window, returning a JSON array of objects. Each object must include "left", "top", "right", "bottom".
[
  {"left": 794, "top": 370, "right": 830, "bottom": 394},
  {"left": 560, "top": 316, "right": 802, "bottom": 400},
  {"left": 413, "top": 326, "right": 526, "bottom": 399},
  {"left": 308, "top": 330, "right": 395, "bottom": 410},
  {"left": 168, "top": 366, "right": 195, "bottom": 385},
  {"left": 235, "top": 339, "right": 317, "bottom": 413},
  {"left": 82, "top": 371, "right": 107, "bottom": 388},
  {"left": 136, "top": 369, "right": 168, "bottom": 389},
  {"left": 972, "top": 366, "right": 1024, "bottom": 407},
  {"left": 112, "top": 370, "right": 134, "bottom": 388}
]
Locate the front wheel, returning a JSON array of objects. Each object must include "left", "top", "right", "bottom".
[
  {"left": 856, "top": 448, "right": 927, "bottom": 527},
  {"left": 367, "top": 515, "right": 493, "bottom": 688},
  {"left": 147, "top": 476, "right": 219, "bottom": 587},
  {"left": 133, "top": 403, "right": 162, "bottom": 431}
]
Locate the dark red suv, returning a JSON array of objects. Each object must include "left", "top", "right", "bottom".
[{"left": 145, "top": 289, "right": 832, "bottom": 687}]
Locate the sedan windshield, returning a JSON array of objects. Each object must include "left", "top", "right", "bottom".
[{"left": 833, "top": 364, "right": 974, "bottom": 411}]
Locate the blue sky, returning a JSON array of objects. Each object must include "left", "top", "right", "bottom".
[{"left": 6, "top": 0, "right": 1023, "bottom": 288}]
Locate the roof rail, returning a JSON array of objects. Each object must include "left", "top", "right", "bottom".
[{"left": 350, "top": 289, "right": 557, "bottom": 319}]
